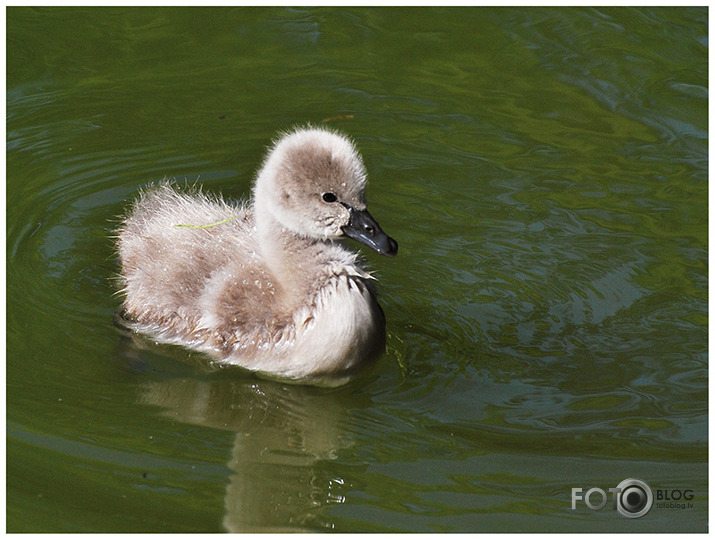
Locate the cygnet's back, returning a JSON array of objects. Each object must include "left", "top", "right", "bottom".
[{"left": 116, "top": 127, "right": 397, "bottom": 385}]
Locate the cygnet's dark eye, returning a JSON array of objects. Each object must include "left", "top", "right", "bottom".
[{"left": 322, "top": 192, "right": 338, "bottom": 203}]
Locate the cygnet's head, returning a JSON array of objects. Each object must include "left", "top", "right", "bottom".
[{"left": 254, "top": 127, "right": 398, "bottom": 257}]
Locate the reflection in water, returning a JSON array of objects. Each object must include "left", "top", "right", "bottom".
[{"left": 139, "top": 374, "right": 352, "bottom": 532}]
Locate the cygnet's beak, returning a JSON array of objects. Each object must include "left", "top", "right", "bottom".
[{"left": 341, "top": 205, "right": 398, "bottom": 257}]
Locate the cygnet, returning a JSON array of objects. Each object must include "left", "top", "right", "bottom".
[{"left": 116, "top": 126, "right": 397, "bottom": 385}]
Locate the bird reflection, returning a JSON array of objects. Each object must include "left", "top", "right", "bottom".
[{"left": 137, "top": 371, "right": 356, "bottom": 532}]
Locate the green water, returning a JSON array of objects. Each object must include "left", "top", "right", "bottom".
[{"left": 6, "top": 6, "right": 707, "bottom": 532}]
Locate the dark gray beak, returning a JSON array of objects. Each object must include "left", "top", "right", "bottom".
[{"left": 341, "top": 206, "right": 398, "bottom": 257}]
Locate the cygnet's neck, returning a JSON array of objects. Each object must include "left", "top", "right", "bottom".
[{"left": 254, "top": 207, "right": 329, "bottom": 306}]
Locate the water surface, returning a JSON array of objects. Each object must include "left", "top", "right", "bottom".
[{"left": 7, "top": 7, "right": 707, "bottom": 532}]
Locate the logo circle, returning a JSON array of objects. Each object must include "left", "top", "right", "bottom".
[{"left": 616, "top": 478, "right": 653, "bottom": 518}]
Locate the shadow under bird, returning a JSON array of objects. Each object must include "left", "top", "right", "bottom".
[{"left": 116, "top": 126, "right": 397, "bottom": 385}]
